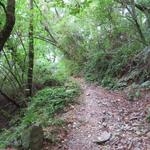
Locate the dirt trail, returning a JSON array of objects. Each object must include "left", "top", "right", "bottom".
[{"left": 53, "top": 78, "right": 150, "bottom": 150}]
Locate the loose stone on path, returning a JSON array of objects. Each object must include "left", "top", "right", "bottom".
[{"left": 94, "top": 131, "right": 112, "bottom": 145}]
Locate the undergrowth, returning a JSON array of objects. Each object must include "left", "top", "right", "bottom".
[
  {"left": 84, "top": 43, "right": 149, "bottom": 90},
  {"left": 0, "top": 80, "right": 80, "bottom": 148}
]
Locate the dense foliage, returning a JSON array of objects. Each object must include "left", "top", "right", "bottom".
[{"left": 0, "top": 0, "right": 150, "bottom": 148}]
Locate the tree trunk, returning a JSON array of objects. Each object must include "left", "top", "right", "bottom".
[
  {"left": 0, "top": 0, "right": 16, "bottom": 51},
  {"left": 130, "top": 0, "right": 147, "bottom": 45},
  {"left": 27, "top": 0, "right": 34, "bottom": 97}
]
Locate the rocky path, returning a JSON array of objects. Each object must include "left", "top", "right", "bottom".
[{"left": 51, "top": 78, "right": 150, "bottom": 150}]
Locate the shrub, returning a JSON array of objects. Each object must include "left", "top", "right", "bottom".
[{"left": 0, "top": 80, "right": 80, "bottom": 148}]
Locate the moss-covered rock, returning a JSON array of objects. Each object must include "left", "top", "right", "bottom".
[{"left": 22, "top": 125, "right": 43, "bottom": 150}]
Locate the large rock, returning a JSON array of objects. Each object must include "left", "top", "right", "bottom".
[{"left": 22, "top": 125, "right": 44, "bottom": 150}]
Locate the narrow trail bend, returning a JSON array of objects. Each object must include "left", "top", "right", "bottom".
[{"left": 58, "top": 78, "right": 150, "bottom": 150}]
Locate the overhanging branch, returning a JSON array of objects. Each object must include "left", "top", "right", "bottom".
[{"left": 0, "top": 0, "right": 16, "bottom": 52}]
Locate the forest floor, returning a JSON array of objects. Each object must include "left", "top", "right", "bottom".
[{"left": 45, "top": 78, "right": 150, "bottom": 150}]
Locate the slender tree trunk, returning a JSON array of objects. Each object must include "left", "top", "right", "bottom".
[
  {"left": 130, "top": 0, "right": 147, "bottom": 45},
  {"left": 133, "top": 18, "right": 147, "bottom": 45},
  {"left": 27, "top": 0, "right": 34, "bottom": 97}
]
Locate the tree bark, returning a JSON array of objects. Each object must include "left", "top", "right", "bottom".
[
  {"left": 26, "top": 0, "right": 34, "bottom": 97},
  {"left": 0, "top": 0, "right": 15, "bottom": 52}
]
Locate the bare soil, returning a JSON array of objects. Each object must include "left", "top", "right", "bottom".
[{"left": 45, "top": 78, "right": 150, "bottom": 150}]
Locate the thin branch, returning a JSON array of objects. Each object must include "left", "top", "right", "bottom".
[
  {"left": 33, "top": 0, "right": 58, "bottom": 44},
  {"left": 34, "top": 35, "right": 58, "bottom": 47},
  {"left": 2, "top": 49, "right": 22, "bottom": 88}
]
